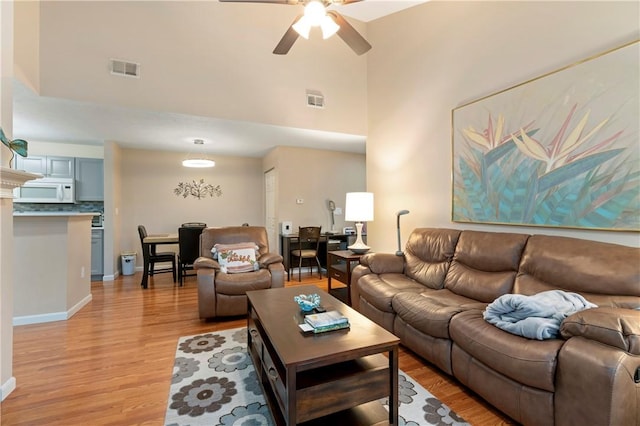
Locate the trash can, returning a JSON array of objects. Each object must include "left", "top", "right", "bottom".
[{"left": 121, "top": 251, "right": 136, "bottom": 276}]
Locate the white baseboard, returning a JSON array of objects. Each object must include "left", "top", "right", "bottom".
[
  {"left": 1, "top": 376, "right": 16, "bottom": 401},
  {"left": 13, "top": 293, "right": 93, "bottom": 326},
  {"left": 102, "top": 273, "right": 116, "bottom": 281},
  {"left": 67, "top": 294, "right": 92, "bottom": 318}
]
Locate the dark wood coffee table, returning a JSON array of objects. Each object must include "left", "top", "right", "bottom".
[{"left": 247, "top": 284, "right": 400, "bottom": 425}]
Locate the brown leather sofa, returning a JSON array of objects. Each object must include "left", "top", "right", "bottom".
[
  {"left": 194, "top": 226, "right": 284, "bottom": 319},
  {"left": 351, "top": 228, "right": 640, "bottom": 426}
]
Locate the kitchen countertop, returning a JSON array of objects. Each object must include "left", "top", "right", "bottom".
[{"left": 13, "top": 212, "right": 100, "bottom": 217}]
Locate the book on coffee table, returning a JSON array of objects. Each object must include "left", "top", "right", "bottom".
[
  {"left": 311, "top": 321, "right": 350, "bottom": 333},
  {"left": 304, "top": 310, "right": 349, "bottom": 329}
]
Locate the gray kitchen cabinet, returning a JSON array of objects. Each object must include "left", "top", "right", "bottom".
[
  {"left": 15, "top": 155, "right": 75, "bottom": 179},
  {"left": 75, "top": 158, "right": 104, "bottom": 201},
  {"left": 91, "top": 229, "right": 104, "bottom": 279}
]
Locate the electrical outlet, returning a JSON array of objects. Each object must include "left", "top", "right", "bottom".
[
  {"left": 296, "top": 198, "right": 304, "bottom": 204},
  {"left": 81, "top": 266, "right": 85, "bottom": 278},
  {"left": 335, "top": 207, "right": 342, "bottom": 215}
]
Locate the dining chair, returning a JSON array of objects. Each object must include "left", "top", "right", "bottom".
[
  {"left": 137, "top": 225, "right": 177, "bottom": 283},
  {"left": 178, "top": 223, "right": 206, "bottom": 285},
  {"left": 290, "top": 226, "right": 322, "bottom": 281},
  {"left": 181, "top": 222, "right": 207, "bottom": 228}
]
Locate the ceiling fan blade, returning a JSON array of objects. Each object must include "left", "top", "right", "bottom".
[
  {"left": 327, "top": 11, "right": 371, "bottom": 55},
  {"left": 273, "top": 15, "right": 302, "bottom": 55}
]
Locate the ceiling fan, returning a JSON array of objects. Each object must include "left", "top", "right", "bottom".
[{"left": 219, "top": 0, "right": 372, "bottom": 55}]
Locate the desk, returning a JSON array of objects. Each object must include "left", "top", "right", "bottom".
[
  {"left": 141, "top": 233, "right": 178, "bottom": 289},
  {"left": 327, "top": 250, "right": 364, "bottom": 306},
  {"left": 280, "top": 233, "right": 361, "bottom": 281}
]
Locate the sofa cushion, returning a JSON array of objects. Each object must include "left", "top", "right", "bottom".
[
  {"left": 450, "top": 310, "right": 563, "bottom": 392},
  {"left": 444, "top": 231, "right": 529, "bottom": 303},
  {"left": 514, "top": 234, "right": 640, "bottom": 297},
  {"left": 404, "top": 228, "right": 461, "bottom": 289},
  {"left": 393, "top": 290, "right": 486, "bottom": 339},
  {"left": 214, "top": 269, "right": 272, "bottom": 295},
  {"left": 357, "top": 273, "right": 425, "bottom": 313},
  {"left": 560, "top": 307, "right": 640, "bottom": 354}
]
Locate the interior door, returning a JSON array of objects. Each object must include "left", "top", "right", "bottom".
[{"left": 264, "top": 168, "right": 277, "bottom": 253}]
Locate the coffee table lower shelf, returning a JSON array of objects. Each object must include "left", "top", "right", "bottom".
[
  {"left": 250, "top": 346, "right": 392, "bottom": 425},
  {"left": 249, "top": 328, "right": 394, "bottom": 425}
]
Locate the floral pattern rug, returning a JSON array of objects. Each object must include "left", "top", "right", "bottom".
[{"left": 165, "top": 327, "right": 469, "bottom": 426}]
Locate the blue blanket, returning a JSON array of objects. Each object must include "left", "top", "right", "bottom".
[{"left": 483, "top": 290, "right": 597, "bottom": 340}]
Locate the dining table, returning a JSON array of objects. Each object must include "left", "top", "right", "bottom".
[{"left": 141, "top": 233, "right": 178, "bottom": 289}]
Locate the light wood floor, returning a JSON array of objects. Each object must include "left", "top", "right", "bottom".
[{"left": 1, "top": 272, "right": 515, "bottom": 426}]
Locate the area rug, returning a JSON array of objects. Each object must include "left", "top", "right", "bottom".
[{"left": 165, "top": 327, "right": 469, "bottom": 426}]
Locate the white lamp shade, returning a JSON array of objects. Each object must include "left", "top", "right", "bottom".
[
  {"left": 320, "top": 16, "right": 340, "bottom": 39},
  {"left": 292, "top": 16, "right": 311, "bottom": 39},
  {"left": 182, "top": 158, "right": 215, "bottom": 168},
  {"left": 345, "top": 192, "right": 374, "bottom": 222}
]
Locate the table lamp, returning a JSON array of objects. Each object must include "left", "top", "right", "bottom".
[
  {"left": 345, "top": 192, "right": 373, "bottom": 254},
  {"left": 396, "top": 210, "right": 410, "bottom": 256}
]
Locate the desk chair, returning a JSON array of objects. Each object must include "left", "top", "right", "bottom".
[
  {"left": 178, "top": 224, "right": 206, "bottom": 285},
  {"left": 137, "top": 225, "right": 177, "bottom": 283},
  {"left": 290, "top": 226, "right": 322, "bottom": 281}
]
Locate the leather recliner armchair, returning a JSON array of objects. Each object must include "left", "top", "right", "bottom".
[{"left": 193, "top": 226, "right": 285, "bottom": 319}]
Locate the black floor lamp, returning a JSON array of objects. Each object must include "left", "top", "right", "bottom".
[{"left": 396, "top": 210, "right": 409, "bottom": 256}]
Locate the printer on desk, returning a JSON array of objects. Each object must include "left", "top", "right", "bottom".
[{"left": 343, "top": 227, "right": 355, "bottom": 235}]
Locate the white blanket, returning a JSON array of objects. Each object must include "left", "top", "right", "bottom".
[{"left": 483, "top": 290, "right": 597, "bottom": 340}]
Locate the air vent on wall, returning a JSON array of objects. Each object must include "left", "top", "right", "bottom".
[
  {"left": 306, "top": 90, "right": 324, "bottom": 109},
  {"left": 110, "top": 59, "right": 140, "bottom": 78}
]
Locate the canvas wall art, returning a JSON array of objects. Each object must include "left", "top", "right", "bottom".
[{"left": 451, "top": 40, "right": 639, "bottom": 231}]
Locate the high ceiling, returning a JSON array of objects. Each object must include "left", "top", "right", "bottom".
[{"left": 12, "top": 1, "right": 427, "bottom": 157}]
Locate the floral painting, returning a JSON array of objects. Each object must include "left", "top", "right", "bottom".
[{"left": 452, "top": 41, "right": 639, "bottom": 231}]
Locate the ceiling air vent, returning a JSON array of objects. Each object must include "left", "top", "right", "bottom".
[
  {"left": 110, "top": 59, "right": 140, "bottom": 78},
  {"left": 306, "top": 90, "right": 324, "bottom": 109}
]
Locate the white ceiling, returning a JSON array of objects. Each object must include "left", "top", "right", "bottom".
[{"left": 12, "top": 0, "right": 428, "bottom": 157}]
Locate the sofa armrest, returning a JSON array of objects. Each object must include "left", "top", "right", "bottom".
[
  {"left": 258, "top": 252, "right": 284, "bottom": 267},
  {"left": 194, "top": 257, "right": 219, "bottom": 270},
  {"left": 560, "top": 307, "right": 640, "bottom": 354},
  {"left": 267, "top": 262, "right": 285, "bottom": 288},
  {"left": 359, "top": 252, "right": 405, "bottom": 274}
]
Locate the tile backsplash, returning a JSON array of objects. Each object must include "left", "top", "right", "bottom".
[{"left": 13, "top": 201, "right": 104, "bottom": 214}]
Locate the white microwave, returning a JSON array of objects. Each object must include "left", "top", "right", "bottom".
[{"left": 14, "top": 178, "right": 75, "bottom": 203}]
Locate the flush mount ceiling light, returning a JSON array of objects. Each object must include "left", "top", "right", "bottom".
[{"left": 182, "top": 139, "right": 215, "bottom": 168}]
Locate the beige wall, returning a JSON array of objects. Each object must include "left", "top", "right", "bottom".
[
  {"left": 0, "top": 0, "right": 14, "bottom": 399},
  {"left": 103, "top": 141, "right": 122, "bottom": 279},
  {"left": 25, "top": 140, "right": 103, "bottom": 159},
  {"left": 120, "top": 148, "right": 264, "bottom": 268},
  {"left": 366, "top": 1, "right": 640, "bottom": 252},
  {"left": 34, "top": 1, "right": 368, "bottom": 137},
  {"left": 263, "top": 146, "right": 366, "bottom": 253},
  {"left": 13, "top": 0, "right": 39, "bottom": 94}
]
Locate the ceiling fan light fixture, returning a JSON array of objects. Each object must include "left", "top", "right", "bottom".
[
  {"left": 303, "top": 1, "right": 326, "bottom": 26},
  {"left": 292, "top": 16, "right": 311, "bottom": 39},
  {"left": 293, "top": 1, "right": 338, "bottom": 40},
  {"left": 320, "top": 15, "right": 339, "bottom": 39}
]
